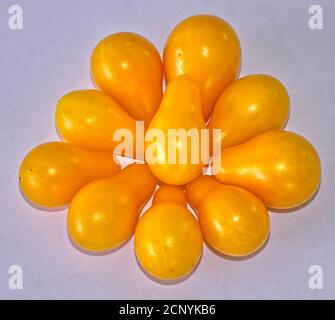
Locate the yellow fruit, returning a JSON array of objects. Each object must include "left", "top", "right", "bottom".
[
  {"left": 186, "top": 176, "right": 269, "bottom": 257},
  {"left": 56, "top": 89, "right": 142, "bottom": 158},
  {"left": 213, "top": 131, "right": 321, "bottom": 209},
  {"left": 68, "top": 164, "right": 157, "bottom": 252},
  {"left": 19, "top": 142, "right": 120, "bottom": 207},
  {"left": 209, "top": 74, "right": 290, "bottom": 150},
  {"left": 145, "top": 75, "right": 207, "bottom": 185},
  {"left": 164, "top": 15, "right": 241, "bottom": 120},
  {"left": 135, "top": 185, "right": 203, "bottom": 280},
  {"left": 91, "top": 32, "right": 163, "bottom": 123}
]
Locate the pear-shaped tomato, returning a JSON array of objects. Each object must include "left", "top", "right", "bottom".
[
  {"left": 91, "top": 32, "right": 163, "bottom": 124},
  {"left": 164, "top": 15, "right": 241, "bottom": 120}
]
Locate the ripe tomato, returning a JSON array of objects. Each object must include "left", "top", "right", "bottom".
[
  {"left": 164, "top": 15, "right": 241, "bottom": 120},
  {"left": 135, "top": 203, "right": 203, "bottom": 281},
  {"left": 91, "top": 32, "right": 163, "bottom": 123}
]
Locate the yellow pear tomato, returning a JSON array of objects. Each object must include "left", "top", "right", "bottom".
[
  {"left": 68, "top": 164, "right": 157, "bottom": 252},
  {"left": 135, "top": 186, "right": 203, "bottom": 281},
  {"left": 164, "top": 15, "right": 241, "bottom": 120},
  {"left": 213, "top": 131, "right": 321, "bottom": 209},
  {"left": 209, "top": 74, "right": 290, "bottom": 150},
  {"left": 56, "top": 89, "right": 141, "bottom": 157},
  {"left": 145, "top": 75, "right": 207, "bottom": 185},
  {"left": 186, "top": 176, "right": 269, "bottom": 257},
  {"left": 19, "top": 142, "right": 120, "bottom": 207},
  {"left": 91, "top": 32, "right": 163, "bottom": 124}
]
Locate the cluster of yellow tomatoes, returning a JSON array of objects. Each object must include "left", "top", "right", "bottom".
[{"left": 19, "top": 15, "right": 321, "bottom": 282}]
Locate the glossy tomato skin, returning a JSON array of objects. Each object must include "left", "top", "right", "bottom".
[
  {"left": 213, "top": 131, "right": 321, "bottom": 209},
  {"left": 186, "top": 176, "right": 269, "bottom": 257},
  {"left": 200, "top": 185, "right": 269, "bottom": 257},
  {"left": 209, "top": 74, "right": 290, "bottom": 150},
  {"left": 134, "top": 202, "right": 203, "bottom": 281},
  {"left": 152, "top": 185, "right": 187, "bottom": 207},
  {"left": 19, "top": 142, "right": 120, "bottom": 208},
  {"left": 145, "top": 75, "right": 207, "bottom": 185},
  {"left": 91, "top": 32, "right": 163, "bottom": 124},
  {"left": 185, "top": 175, "right": 218, "bottom": 213},
  {"left": 68, "top": 164, "right": 157, "bottom": 252},
  {"left": 56, "top": 90, "right": 141, "bottom": 157},
  {"left": 163, "top": 15, "right": 241, "bottom": 120}
]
